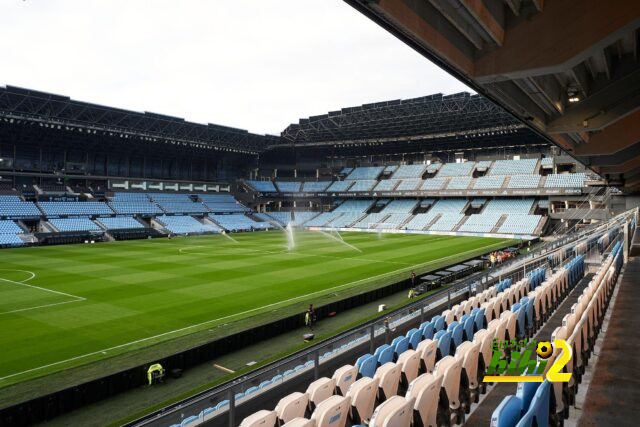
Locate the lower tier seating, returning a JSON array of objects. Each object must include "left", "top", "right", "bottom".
[{"left": 156, "top": 215, "right": 221, "bottom": 234}]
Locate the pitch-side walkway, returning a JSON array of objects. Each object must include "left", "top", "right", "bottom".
[{"left": 574, "top": 256, "right": 640, "bottom": 427}]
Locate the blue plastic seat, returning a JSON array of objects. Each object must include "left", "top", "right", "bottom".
[
  {"left": 374, "top": 345, "right": 394, "bottom": 365},
  {"left": 451, "top": 324, "right": 465, "bottom": 348},
  {"left": 491, "top": 395, "right": 523, "bottom": 427},
  {"left": 516, "top": 379, "right": 541, "bottom": 413},
  {"left": 512, "top": 304, "right": 526, "bottom": 338},
  {"left": 356, "top": 354, "right": 377, "bottom": 378},
  {"left": 432, "top": 315, "right": 445, "bottom": 332},
  {"left": 272, "top": 374, "right": 283, "bottom": 383},
  {"left": 437, "top": 331, "right": 453, "bottom": 359},
  {"left": 181, "top": 415, "right": 199, "bottom": 427},
  {"left": 259, "top": 380, "right": 271, "bottom": 389},
  {"left": 463, "top": 316, "right": 475, "bottom": 341},
  {"left": 234, "top": 392, "right": 244, "bottom": 401},
  {"left": 408, "top": 329, "right": 423, "bottom": 350},
  {"left": 245, "top": 386, "right": 258, "bottom": 395},
  {"left": 216, "top": 400, "right": 229, "bottom": 410},
  {"left": 474, "top": 308, "right": 486, "bottom": 331},
  {"left": 203, "top": 406, "right": 216, "bottom": 417},
  {"left": 434, "top": 330, "right": 445, "bottom": 340},
  {"left": 516, "top": 380, "right": 551, "bottom": 427},
  {"left": 392, "top": 336, "right": 410, "bottom": 359},
  {"left": 447, "top": 321, "right": 459, "bottom": 332},
  {"left": 420, "top": 321, "right": 435, "bottom": 339}
]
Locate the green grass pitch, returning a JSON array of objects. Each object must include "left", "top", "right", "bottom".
[{"left": 0, "top": 230, "right": 511, "bottom": 389}]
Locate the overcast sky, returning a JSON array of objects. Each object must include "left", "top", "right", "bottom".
[{"left": 1, "top": 0, "right": 470, "bottom": 135}]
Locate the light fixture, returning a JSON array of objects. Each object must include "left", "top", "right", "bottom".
[{"left": 568, "top": 96, "right": 580, "bottom": 103}]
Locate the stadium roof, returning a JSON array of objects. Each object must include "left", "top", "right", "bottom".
[
  {"left": 345, "top": 0, "right": 640, "bottom": 190},
  {"left": 280, "top": 91, "right": 527, "bottom": 146},
  {"left": 0, "top": 86, "right": 279, "bottom": 154}
]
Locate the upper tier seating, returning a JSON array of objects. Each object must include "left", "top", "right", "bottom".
[
  {"left": 429, "top": 213, "right": 464, "bottom": 231},
  {"left": 148, "top": 193, "right": 193, "bottom": 203},
  {"left": 340, "top": 167, "right": 353, "bottom": 175},
  {"left": 489, "top": 158, "right": 538, "bottom": 175},
  {"left": 437, "top": 162, "right": 475, "bottom": 177},
  {"left": 475, "top": 160, "right": 493, "bottom": 170},
  {"left": 458, "top": 213, "right": 503, "bottom": 233},
  {"left": 157, "top": 201, "right": 209, "bottom": 214},
  {"left": 384, "top": 165, "right": 399, "bottom": 173},
  {"left": 109, "top": 201, "right": 163, "bottom": 215},
  {"left": 498, "top": 214, "right": 542, "bottom": 235},
  {"left": 304, "top": 212, "right": 343, "bottom": 227},
  {"left": 544, "top": 173, "right": 586, "bottom": 188},
  {"left": 345, "top": 166, "right": 384, "bottom": 180},
  {"left": 404, "top": 212, "right": 439, "bottom": 230},
  {"left": 276, "top": 181, "right": 302, "bottom": 192},
  {"left": 200, "top": 194, "right": 250, "bottom": 213},
  {"left": 0, "top": 220, "right": 24, "bottom": 234},
  {"left": 429, "top": 199, "right": 467, "bottom": 214},
  {"left": 98, "top": 216, "right": 144, "bottom": 229},
  {"left": 421, "top": 178, "right": 447, "bottom": 190},
  {"left": 302, "top": 181, "right": 331, "bottom": 192},
  {"left": 426, "top": 163, "right": 441, "bottom": 173},
  {"left": 291, "top": 212, "right": 319, "bottom": 226},
  {"left": 0, "top": 195, "right": 22, "bottom": 203},
  {"left": 374, "top": 180, "right": 400, "bottom": 191},
  {"left": 334, "top": 200, "right": 374, "bottom": 213},
  {"left": 326, "top": 181, "right": 353, "bottom": 192},
  {"left": 392, "top": 164, "right": 427, "bottom": 179},
  {"left": 381, "top": 199, "right": 418, "bottom": 214},
  {"left": 507, "top": 175, "right": 541, "bottom": 188},
  {"left": 49, "top": 218, "right": 101, "bottom": 232},
  {"left": 156, "top": 215, "right": 221, "bottom": 234},
  {"left": 38, "top": 202, "right": 113, "bottom": 217},
  {"left": 396, "top": 179, "right": 422, "bottom": 191},
  {"left": 247, "top": 180, "right": 277, "bottom": 192},
  {"left": 473, "top": 175, "right": 506, "bottom": 189},
  {"left": 348, "top": 180, "right": 377, "bottom": 192},
  {"left": 210, "top": 214, "right": 269, "bottom": 231},
  {"left": 483, "top": 199, "right": 534, "bottom": 214},
  {"left": 447, "top": 176, "right": 472, "bottom": 190},
  {"left": 540, "top": 157, "right": 554, "bottom": 166},
  {"left": 111, "top": 192, "right": 149, "bottom": 201}
]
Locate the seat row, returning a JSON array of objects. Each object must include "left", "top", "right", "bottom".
[
  {"left": 234, "top": 259, "right": 586, "bottom": 427},
  {"left": 491, "top": 242, "right": 623, "bottom": 427}
]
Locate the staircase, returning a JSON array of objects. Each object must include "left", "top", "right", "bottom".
[{"left": 490, "top": 214, "right": 508, "bottom": 233}]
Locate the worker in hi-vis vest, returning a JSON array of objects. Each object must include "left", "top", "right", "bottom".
[{"left": 147, "top": 363, "right": 165, "bottom": 385}]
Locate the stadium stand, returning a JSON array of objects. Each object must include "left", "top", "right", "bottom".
[
  {"left": 291, "top": 212, "right": 319, "bottom": 226},
  {"left": 544, "top": 173, "right": 586, "bottom": 188},
  {"left": 457, "top": 213, "right": 503, "bottom": 233},
  {"left": 392, "top": 164, "right": 427, "bottom": 179},
  {"left": 488, "top": 158, "right": 538, "bottom": 175},
  {"left": 209, "top": 214, "right": 270, "bottom": 231},
  {"left": 259, "top": 212, "right": 293, "bottom": 226},
  {"left": 37, "top": 201, "right": 114, "bottom": 217},
  {"left": 97, "top": 217, "right": 144, "bottom": 230},
  {"left": 447, "top": 176, "right": 473, "bottom": 190},
  {"left": 0, "top": 200, "right": 42, "bottom": 219},
  {"left": 0, "top": 233, "right": 24, "bottom": 247},
  {"left": 345, "top": 166, "right": 384, "bottom": 180},
  {"left": 436, "top": 162, "right": 475, "bottom": 177},
  {"left": 155, "top": 215, "right": 221, "bottom": 234},
  {"left": 428, "top": 199, "right": 467, "bottom": 214},
  {"left": 347, "top": 180, "right": 377, "bottom": 192},
  {"left": 49, "top": 218, "right": 102, "bottom": 232},
  {"left": 380, "top": 199, "right": 418, "bottom": 214},
  {"left": 330, "top": 213, "right": 366, "bottom": 228},
  {"left": 507, "top": 175, "right": 542, "bottom": 189},
  {"left": 304, "top": 212, "right": 343, "bottom": 227},
  {"left": 352, "top": 213, "right": 388, "bottom": 228},
  {"left": 0, "top": 220, "right": 25, "bottom": 247},
  {"left": 334, "top": 200, "right": 374, "bottom": 213},
  {"left": 276, "top": 181, "right": 302, "bottom": 192},
  {"left": 403, "top": 212, "right": 439, "bottom": 230},
  {"left": 396, "top": 179, "right": 423, "bottom": 191},
  {"left": 200, "top": 194, "right": 250, "bottom": 213},
  {"left": 326, "top": 181, "right": 354, "bottom": 192},
  {"left": 0, "top": 220, "right": 23, "bottom": 234},
  {"left": 498, "top": 214, "right": 542, "bottom": 235},
  {"left": 373, "top": 179, "right": 400, "bottom": 191},
  {"left": 483, "top": 199, "right": 534, "bottom": 214},
  {"left": 429, "top": 213, "right": 464, "bottom": 231},
  {"left": 377, "top": 213, "right": 412, "bottom": 229},
  {"left": 302, "top": 181, "right": 331, "bottom": 192},
  {"left": 473, "top": 175, "right": 506, "bottom": 189},
  {"left": 247, "top": 180, "right": 277, "bottom": 192},
  {"left": 420, "top": 178, "right": 447, "bottom": 190}
]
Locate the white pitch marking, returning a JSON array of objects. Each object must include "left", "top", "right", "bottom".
[
  {"left": 0, "top": 239, "right": 507, "bottom": 383},
  {"left": 0, "top": 269, "right": 36, "bottom": 282},
  {"left": 0, "top": 299, "right": 82, "bottom": 315},
  {"left": 0, "top": 276, "right": 85, "bottom": 301}
]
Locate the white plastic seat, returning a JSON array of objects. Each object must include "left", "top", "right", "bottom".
[
  {"left": 406, "top": 373, "right": 443, "bottom": 427},
  {"left": 332, "top": 365, "right": 357, "bottom": 396},
  {"left": 374, "top": 362, "right": 401, "bottom": 401},
  {"left": 416, "top": 339, "right": 437, "bottom": 373},
  {"left": 281, "top": 418, "right": 315, "bottom": 427},
  {"left": 239, "top": 410, "right": 278, "bottom": 427},
  {"left": 397, "top": 349, "right": 420, "bottom": 387},
  {"left": 434, "top": 356, "right": 463, "bottom": 416},
  {"left": 455, "top": 341, "right": 481, "bottom": 403},
  {"left": 369, "top": 395, "right": 412, "bottom": 427},
  {"left": 310, "top": 395, "right": 351, "bottom": 427},
  {"left": 306, "top": 377, "right": 336, "bottom": 411},
  {"left": 276, "top": 392, "right": 309, "bottom": 424},
  {"left": 346, "top": 377, "right": 379, "bottom": 424}
]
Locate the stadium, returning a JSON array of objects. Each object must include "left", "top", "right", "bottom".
[{"left": 1, "top": 2, "right": 639, "bottom": 427}]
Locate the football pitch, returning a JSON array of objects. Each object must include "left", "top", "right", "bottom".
[{"left": 0, "top": 230, "right": 511, "bottom": 389}]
